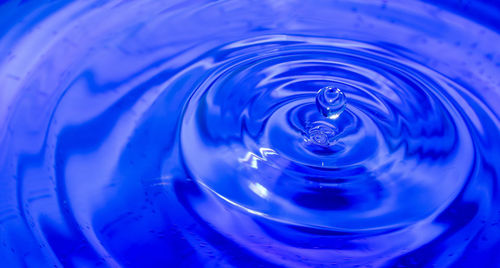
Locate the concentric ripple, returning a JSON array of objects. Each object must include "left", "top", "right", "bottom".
[
  {"left": 181, "top": 34, "right": 473, "bottom": 231},
  {"left": 1, "top": 0, "right": 500, "bottom": 267}
]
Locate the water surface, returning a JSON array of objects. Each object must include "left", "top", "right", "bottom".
[{"left": 1, "top": 0, "right": 500, "bottom": 267}]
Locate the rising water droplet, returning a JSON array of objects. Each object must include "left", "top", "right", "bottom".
[{"left": 316, "top": 86, "right": 347, "bottom": 119}]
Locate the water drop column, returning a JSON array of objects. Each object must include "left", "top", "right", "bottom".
[{"left": 305, "top": 86, "right": 348, "bottom": 147}]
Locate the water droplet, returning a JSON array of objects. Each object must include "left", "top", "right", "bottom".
[{"left": 316, "top": 86, "right": 346, "bottom": 119}]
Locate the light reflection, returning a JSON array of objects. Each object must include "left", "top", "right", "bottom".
[
  {"left": 238, "top": 147, "right": 278, "bottom": 169},
  {"left": 249, "top": 182, "right": 269, "bottom": 199}
]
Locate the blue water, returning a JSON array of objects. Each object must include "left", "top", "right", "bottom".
[{"left": 1, "top": 0, "right": 500, "bottom": 267}]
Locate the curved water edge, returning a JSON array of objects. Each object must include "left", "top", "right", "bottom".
[{"left": 1, "top": 0, "right": 500, "bottom": 267}]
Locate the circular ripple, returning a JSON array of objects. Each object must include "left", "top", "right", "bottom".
[
  {"left": 181, "top": 35, "right": 474, "bottom": 231},
  {"left": 1, "top": 0, "right": 500, "bottom": 267}
]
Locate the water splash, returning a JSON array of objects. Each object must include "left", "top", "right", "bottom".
[
  {"left": 1, "top": 1, "right": 500, "bottom": 267},
  {"left": 316, "top": 86, "right": 347, "bottom": 119},
  {"left": 305, "top": 85, "right": 348, "bottom": 147},
  {"left": 307, "top": 123, "right": 337, "bottom": 146}
]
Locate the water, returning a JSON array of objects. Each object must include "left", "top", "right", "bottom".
[
  {"left": 1, "top": 0, "right": 500, "bottom": 267},
  {"left": 316, "top": 86, "right": 347, "bottom": 119}
]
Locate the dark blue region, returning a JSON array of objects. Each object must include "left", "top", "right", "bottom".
[{"left": 422, "top": 0, "right": 500, "bottom": 31}]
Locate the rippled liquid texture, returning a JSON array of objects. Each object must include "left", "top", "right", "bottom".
[{"left": 1, "top": 1, "right": 500, "bottom": 267}]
